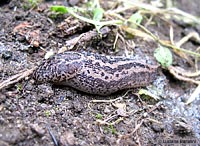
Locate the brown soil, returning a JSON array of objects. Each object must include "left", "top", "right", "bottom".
[{"left": 0, "top": 0, "right": 199, "bottom": 146}]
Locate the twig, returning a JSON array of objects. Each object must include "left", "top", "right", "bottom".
[
  {"left": 186, "top": 84, "right": 200, "bottom": 105},
  {"left": 135, "top": 23, "right": 200, "bottom": 57},
  {"left": 96, "top": 116, "right": 124, "bottom": 126},
  {"left": 119, "top": 119, "right": 144, "bottom": 140},
  {"left": 90, "top": 97, "right": 122, "bottom": 103},
  {"left": 106, "top": 6, "right": 200, "bottom": 57},
  {"left": 176, "top": 32, "right": 200, "bottom": 47},
  {"left": 170, "top": 66, "right": 200, "bottom": 77},
  {"left": 168, "top": 66, "right": 200, "bottom": 104},
  {"left": 195, "top": 47, "right": 200, "bottom": 71},
  {"left": 90, "top": 90, "right": 132, "bottom": 103},
  {"left": 46, "top": 125, "right": 59, "bottom": 146},
  {"left": 58, "top": 26, "right": 111, "bottom": 53},
  {"left": 0, "top": 67, "right": 36, "bottom": 90},
  {"left": 168, "top": 66, "right": 200, "bottom": 85}
]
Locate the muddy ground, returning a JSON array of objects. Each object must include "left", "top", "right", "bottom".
[{"left": 0, "top": 0, "right": 199, "bottom": 146}]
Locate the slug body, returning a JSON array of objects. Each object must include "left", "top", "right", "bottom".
[{"left": 33, "top": 51, "right": 158, "bottom": 95}]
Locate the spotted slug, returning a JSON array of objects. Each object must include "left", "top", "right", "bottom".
[{"left": 33, "top": 51, "right": 159, "bottom": 95}]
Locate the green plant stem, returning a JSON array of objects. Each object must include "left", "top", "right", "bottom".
[
  {"left": 66, "top": 6, "right": 200, "bottom": 57},
  {"left": 67, "top": 8, "right": 123, "bottom": 27},
  {"left": 135, "top": 22, "right": 200, "bottom": 57}
]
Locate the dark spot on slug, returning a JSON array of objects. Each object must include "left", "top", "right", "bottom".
[
  {"left": 101, "top": 72, "right": 105, "bottom": 76},
  {"left": 95, "top": 62, "right": 100, "bottom": 66}
]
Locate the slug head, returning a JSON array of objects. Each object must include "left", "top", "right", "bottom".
[{"left": 33, "top": 52, "right": 83, "bottom": 83}]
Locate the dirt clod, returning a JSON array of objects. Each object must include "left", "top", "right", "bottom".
[
  {"left": 60, "top": 131, "right": 76, "bottom": 146},
  {"left": 30, "top": 124, "right": 46, "bottom": 137}
]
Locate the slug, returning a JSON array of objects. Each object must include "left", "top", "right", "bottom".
[{"left": 33, "top": 51, "right": 159, "bottom": 95}]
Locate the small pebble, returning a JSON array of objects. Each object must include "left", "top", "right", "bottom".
[
  {"left": 0, "top": 93, "right": 6, "bottom": 103},
  {"left": 151, "top": 123, "right": 164, "bottom": 133},
  {"left": 60, "top": 131, "right": 76, "bottom": 146},
  {"left": 104, "top": 106, "right": 111, "bottom": 114},
  {"left": 30, "top": 124, "right": 45, "bottom": 137},
  {"left": 73, "top": 100, "right": 84, "bottom": 112},
  {"left": 1, "top": 51, "right": 12, "bottom": 60}
]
